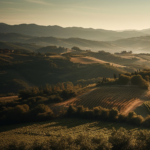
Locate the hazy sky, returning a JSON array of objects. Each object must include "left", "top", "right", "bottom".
[{"left": 0, "top": 0, "right": 150, "bottom": 30}]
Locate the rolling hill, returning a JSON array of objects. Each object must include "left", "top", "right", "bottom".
[
  {"left": 27, "top": 37, "right": 124, "bottom": 51},
  {"left": 2, "top": 33, "right": 150, "bottom": 54},
  {"left": 37, "top": 45, "right": 68, "bottom": 53},
  {"left": 0, "top": 33, "right": 31, "bottom": 42},
  {"left": 0, "top": 23, "right": 148, "bottom": 41},
  {"left": 0, "top": 41, "right": 41, "bottom": 52},
  {"left": 111, "top": 36, "right": 150, "bottom": 53},
  {"left": 70, "top": 56, "right": 125, "bottom": 68},
  {"left": 0, "top": 52, "right": 127, "bottom": 94}
]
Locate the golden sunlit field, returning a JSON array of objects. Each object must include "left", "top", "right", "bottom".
[{"left": 0, "top": 118, "right": 147, "bottom": 148}]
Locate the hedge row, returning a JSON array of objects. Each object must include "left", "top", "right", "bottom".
[{"left": 66, "top": 105, "right": 150, "bottom": 128}]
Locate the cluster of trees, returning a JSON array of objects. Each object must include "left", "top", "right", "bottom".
[
  {"left": 66, "top": 105, "right": 150, "bottom": 127},
  {"left": 0, "top": 103, "right": 54, "bottom": 125},
  {"left": 118, "top": 74, "right": 149, "bottom": 89},
  {"left": 120, "top": 50, "right": 132, "bottom": 54},
  {"left": 2, "top": 128, "right": 150, "bottom": 150},
  {"left": 0, "top": 83, "right": 81, "bottom": 125},
  {"left": 1, "top": 101, "right": 150, "bottom": 127},
  {"left": 19, "top": 83, "right": 79, "bottom": 100},
  {"left": 37, "top": 46, "right": 68, "bottom": 54},
  {"left": 97, "top": 77, "right": 116, "bottom": 86},
  {"left": 72, "top": 46, "right": 82, "bottom": 51},
  {"left": 77, "top": 77, "right": 102, "bottom": 87},
  {"left": 97, "top": 70, "right": 150, "bottom": 89}
]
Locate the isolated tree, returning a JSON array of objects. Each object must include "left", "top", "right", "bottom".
[{"left": 113, "top": 73, "right": 117, "bottom": 80}]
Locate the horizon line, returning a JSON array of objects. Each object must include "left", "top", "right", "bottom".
[{"left": 0, "top": 22, "right": 149, "bottom": 31}]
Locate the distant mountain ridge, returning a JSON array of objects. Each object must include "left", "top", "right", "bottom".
[
  {"left": 0, "top": 33, "right": 124, "bottom": 52},
  {"left": 1, "top": 33, "right": 150, "bottom": 53},
  {"left": 0, "top": 23, "right": 148, "bottom": 41}
]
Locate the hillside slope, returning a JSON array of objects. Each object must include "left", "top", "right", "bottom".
[
  {"left": 0, "top": 53, "right": 126, "bottom": 94},
  {"left": 111, "top": 36, "right": 150, "bottom": 53},
  {"left": 70, "top": 56, "right": 125, "bottom": 67},
  {"left": 51, "top": 86, "right": 149, "bottom": 117},
  {"left": 1, "top": 33, "right": 150, "bottom": 53}
]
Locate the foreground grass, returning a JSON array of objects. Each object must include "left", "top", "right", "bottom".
[{"left": 0, "top": 118, "right": 146, "bottom": 147}]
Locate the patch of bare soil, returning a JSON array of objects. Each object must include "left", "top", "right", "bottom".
[
  {"left": 49, "top": 55, "right": 65, "bottom": 59},
  {"left": 121, "top": 90, "right": 150, "bottom": 117},
  {"left": 121, "top": 99, "right": 144, "bottom": 115}
]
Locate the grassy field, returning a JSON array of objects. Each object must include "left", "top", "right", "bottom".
[
  {"left": 70, "top": 56, "right": 125, "bottom": 67},
  {"left": 0, "top": 118, "right": 146, "bottom": 147}
]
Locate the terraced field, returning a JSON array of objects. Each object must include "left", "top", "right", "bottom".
[
  {"left": 73, "top": 86, "right": 145, "bottom": 114},
  {"left": 48, "top": 86, "right": 149, "bottom": 116}
]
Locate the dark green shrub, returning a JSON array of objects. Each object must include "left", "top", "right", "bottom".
[
  {"left": 31, "top": 104, "right": 51, "bottom": 114},
  {"left": 61, "top": 90, "right": 76, "bottom": 99},
  {"left": 109, "top": 128, "right": 132, "bottom": 150},
  {"left": 127, "top": 112, "right": 144, "bottom": 126},
  {"left": 48, "top": 95, "right": 63, "bottom": 103},
  {"left": 118, "top": 74, "right": 131, "bottom": 85},
  {"left": 29, "top": 104, "right": 53, "bottom": 121},
  {"left": 37, "top": 112, "right": 54, "bottom": 121},
  {"left": 143, "top": 115, "right": 150, "bottom": 127},
  {"left": 130, "top": 115, "right": 144, "bottom": 126},
  {"left": 131, "top": 75, "right": 143, "bottom": 85},
  {"left": 15, "top": 104, "right": 29, "bottom": 113},
  {"left": 109, "top": 108, "right": 119, "bottom": 121},
  {"left": 5, "top": 104, "right": 30, "bottom": 122},
  {"left": 118, "top": 114, "right": 127, "bottom": 123},
  {"left": 25, "top": 96, "right": 48, "bottom": 106},
  {"left": 76, "top": 105, "right": 85, "bottom": 117},
  {"left": 19, "top": 87, "right": 40, "bottom": 99},
  {"left": 93, "top": 106, "right": 102, "bottom": 118},
  {"left": 92, "top": 135, "right": 112, "bottom": 150},
  {"left": 101, "top": 108, "right": 110, "bottom": 120},
  {"left": 83, "top": 110, "right": 94, "bottom": 119},
  {"left": 46, "top": 136, "right": 78, "bottom": 150},
  {"left": 30, "top": 140, "right": 45, "bottom": 150},
  {"left": 5, "top": 141, "right": 26, "bottom": 150},
  {"left": 127, "top": 111, "right": 136, "bottom": 121},
  {"left": 43, "top": 84, "right": 52, "bottom": 95},
  {"left": 131, "top": 75, "right": 149, "bottom": 89},
  {"left": 66, "top": 105, "right": 77, "bottom": 117}
]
